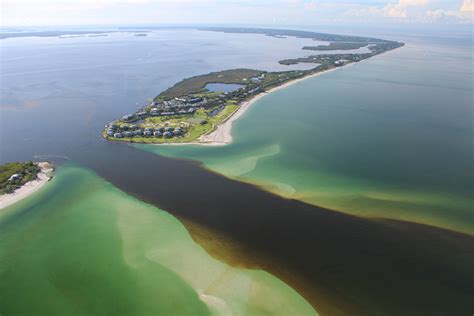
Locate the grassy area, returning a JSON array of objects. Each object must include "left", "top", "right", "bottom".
[
  {"left": 104, "top": 28, "right": 403, "bottom": 146},
  {"left": 0, "top": 162, "right": 40, "bottom": 195},
  {"left": 156, "top": 69, "right": 263, "bottom": 100},
  {"left": 104, "top": 69, "right": 311, "bottom": 145},
  {"left": 280, "top": 42, "right": 403, "bottom": 66},
  {"left": 104, "top": 67, "right": 312, "bottom": 145},
  {"left": 105, "top": 103, "right": 239, "bottom": 144},
  {"left": 104, "top": 67, "right": 315, "bottom": 145}
]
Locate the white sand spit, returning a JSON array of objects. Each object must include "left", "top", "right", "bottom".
[{"left": 0, "top": 162, "right": 54, "bottom": 210}]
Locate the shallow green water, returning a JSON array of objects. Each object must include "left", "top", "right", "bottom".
[
  {"left": 0, "top": 165, "right": 317, "bottom": 316},
  {"left": 143, "top": 42, "right": 473, "bottom": 235}
]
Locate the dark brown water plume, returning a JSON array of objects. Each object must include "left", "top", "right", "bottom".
[{"left": 77, "top": 142, "right": 474, "bottom": 316}]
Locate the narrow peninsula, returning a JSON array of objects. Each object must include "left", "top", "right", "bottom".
[{"left": 102, "top": 28, "right": 403, "bottom": 145}]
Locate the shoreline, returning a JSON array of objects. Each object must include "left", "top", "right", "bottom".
[
  {"left": 0, "top": 162, "right": 54, "bottom": 210},
  {"left": 157, "top": 63, "right": 354, "bottom": 146}
]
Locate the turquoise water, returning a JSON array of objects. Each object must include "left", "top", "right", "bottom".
[
  {"left": 143, "top": 40, "right": 473, "bottom": 235},
  {"left": 0, "top": 28, "right": 319, "bottom": 163},
  {"left": 0, "top": 164, "right": 317, "bottom": 315},
  {"left": 1, "top": 27, "right": 472, "bottom": 315}
]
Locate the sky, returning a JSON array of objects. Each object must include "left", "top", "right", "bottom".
[{"left": 1, "top": 0, "right": 473, "bottom": 27}]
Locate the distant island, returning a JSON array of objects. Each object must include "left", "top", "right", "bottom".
[
  {"left": 102, "top": 28, "right": 404, "bottom": 145},
  {"left": 0, "top": 30, "right": 150, "bottom": 40},
  {"left": 0, "top": 161, "right": 54, "bottom": 209}
]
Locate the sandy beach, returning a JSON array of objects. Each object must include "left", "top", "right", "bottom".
[
  {"left": 0, "top": 162, "right": 54, "bottom": 210},
  {"left": 158, "top": 64, "right": 352, "bottom": 146}
]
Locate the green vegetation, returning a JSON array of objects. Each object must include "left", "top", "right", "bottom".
[
  {"left": 0, "top": 162, "right": 40, "bottom": 194},
  {"left": 103, "top": 68, "right": 312, "bottom": 144},
  {"left": 303, "top": 42, "right": 368, "bottom": 51},
  {"left": 103, "top": 29, "right": 403, "bottom": 145},
  {"left": 106, "top": 103, "right": 239, "bottom": 144},
  {"left": 281, "top": 42, "right": 403, "bottom": 66},
  {"left": 156, "top": 68, "right": 264, "bottom": 100},
  {"left": 0, "top": 165, "right": 317, "bottom": 315}
]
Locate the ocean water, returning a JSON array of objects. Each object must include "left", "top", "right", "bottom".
[
  {"left": 1, "top": 27, "right": 472, "bottom": 315},
  {"left": 0, "top": 29, "right": 333, "bottom": 314},
  {"left": 0, "top": 28, "right": 323, "bottom": 164},
  {"left": 144, "top": 36, "right": 474, "bottom": 235},
  {"left": 0, "top": 164, "right": 317, "bottom": 315}
]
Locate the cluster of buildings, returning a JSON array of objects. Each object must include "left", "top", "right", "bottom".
[
  {"left": 246, "top": 87, "right": 262, "bottom": 95},
  {"left": 107, "top": 75, "right": 274, "bottom": 142},
  {"left": 117, "top": 77, "right": 270, "bottom": 127},
  {"left": 151, "top": 97, "right": 206, "bottom": 115},
  {"left": 107, "top": 124, "right": 185, "bottom": 139},
  {"left": 212, "top": 84, "right": 262, "bottom": 104},
  {"left": 120, "top": 97, "right": 206, "bottom": 123}
]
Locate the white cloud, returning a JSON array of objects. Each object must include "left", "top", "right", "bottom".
[
  {"left": 345, "top": 0, "right": 428, "bottom": 19},
  {"left": 385, "top": 0, "right": 429, "bottom": 18},
  {"left": 1, "top": 0, "right": 217, "bottom": 26},
  {"left": 399, "top": 0, "right": 428, "bottom": 5},
  {"left": 1, "top": 0, "right": 472, "bottom": 26},
  {"left": 425, "top": 0, "right": 473, "bottom": 22},
  {"left": 460, "top": 0, "right": 473, "bottom": 13},
  {"left": 386, "top": 5, "right": 408, "bottom": 17}
]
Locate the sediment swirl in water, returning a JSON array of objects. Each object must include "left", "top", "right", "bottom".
[{"left": 0, "top": 165, "right": 317, "bottom": 315}]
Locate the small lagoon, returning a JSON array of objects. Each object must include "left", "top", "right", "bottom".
[{"left": 205, "top": 83, "right": 245, "bottom": 93}]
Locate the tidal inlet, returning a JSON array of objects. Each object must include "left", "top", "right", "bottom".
[
  {"left": 0, "top": 165, "right": 316, "bottom": 315},
  {"left": 0, "top": 5, "right": 473, "bottom": 316}
]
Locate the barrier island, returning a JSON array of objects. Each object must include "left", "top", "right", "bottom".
[{"left": 102, "top": 28, "right": 403, "bottom": 144}]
